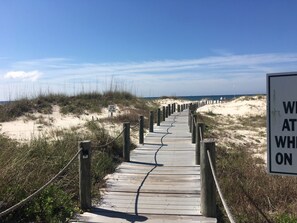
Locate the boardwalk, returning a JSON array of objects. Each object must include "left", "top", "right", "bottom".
[{"left": 74, "top": 110, "right": 217, "bottom": 223}]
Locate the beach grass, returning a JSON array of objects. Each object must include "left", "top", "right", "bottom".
[
  {"left": 197, "top": 111, "right": 297, "bottom": 223},
  {"left": 0, "top": 124, "right": 127, "bottom": 222},
  {"left": 0, "top": 90, "right": 155, "bottom": 222},
  {"left": 0, "top": 90, "right": 154, "bottom": 122}
]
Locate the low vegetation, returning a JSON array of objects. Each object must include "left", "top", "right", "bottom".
[
  {"left": 198, "top": 112, "right": 297, "bottom": 223},
  {"left": 0, "top": 122, "right": 127, "bottom": 222},
  {"left": 0, "top": 91, "right": 154, "bottom": 122},
  {"left": 0, "top": 91, "right": 153, "bottom": 222}
]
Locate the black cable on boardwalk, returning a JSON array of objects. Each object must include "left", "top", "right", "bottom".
[{"left": 133, "top": 114, "right": 178, "bottom": 218}]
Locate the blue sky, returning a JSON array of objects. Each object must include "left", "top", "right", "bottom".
[{"left": 1, "top": 0, "right": 297, "bottom": 100}]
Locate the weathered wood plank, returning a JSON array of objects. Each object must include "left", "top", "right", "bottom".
[{"left": 72, "top": 110, "right": 217, "bottom": 223}]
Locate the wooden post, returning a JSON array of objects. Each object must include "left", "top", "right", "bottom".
[
  {"left": 172, "top": 104, "right": 174, "bottom": 113},
  {"left": 196, "top": 123, "right": 205, "bottom": 165},
  {"left": 188, "top": 103, "right": 192, "bottom": 128},
  {"left": 157, "top": 108, "right": 161, "bottom": 126},
  {"left": 123, "top": 122, "right": 130, "bottom": 161},
  {"left": 168, "top": 104, "right": 171, "bottom": 116},
  {"left": 123, "top": 122, "right": 130, "bottom": 162},
  {"left": 162, "top": 106, "right": 166, "bottom": 121},
  {"left": 200, "top": 139, "right": 216, "bottom": 217},
  {"left": 166, "top": 106, "right": 168, "bottom": 118},
  {"left": 149, "top": 111, "right": 154, "bottom": 132},
  {"left": 79, "top": 140, "right": 92, "bottom": 210},
  {"left": 192, "top": 114, "right": 197, "bottom": 143},
  {"left": 178, "top": 104, "right": 181, "bottom": 112},
  {"left": 139, "top": 116, "right": 144, "bottom": 144},
  {"left": 189, "top": 110, "right": 194, "bottom": 133}
]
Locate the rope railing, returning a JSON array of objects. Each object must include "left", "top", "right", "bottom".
[
  {"left": 130, "top": 122, "right": 139, "bottom": 130},
  {"left": 207, "top": 150, "right": 236, "bottom": 223},
  {"left": 0, "top": 103, "right": 189, "bottom": 218},
  {"left": 0, "top": 123, "right": 129, "bottom": 217},
  {"left": 91, "top": 127, "right": 126, "bottom": 149},
  {"left": 194, "top": 110, "right": 235, "bottom": 221},
  {"left": 0, "top": 148, "right": 82, "bottom": 218}
]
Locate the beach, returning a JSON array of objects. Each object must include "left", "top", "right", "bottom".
[
  {"left": 0, "top": 96, "right": 267, "bottom": 162},
  {"left": 0, "top": 98, "right": 192, "bottom": 144},
  {"left": 197, "top": 95, "right": 267, "bottom": 162}
]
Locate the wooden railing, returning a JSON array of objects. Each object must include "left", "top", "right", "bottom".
[
  {"left": 0, "top": 102, "right": 189, "bottom": 218},
  {"left": 1, "top": 101, "right": 233, "bottom": 221},
  {"left": 189, "top": 104, "right": 235, "bottom": 222}
]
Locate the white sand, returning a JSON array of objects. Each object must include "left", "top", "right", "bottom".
[
  {"left": 0, "top": 98, "right": 193, "bottom": 143},
  {"left": 197, "top": 96, "right": 266, "bottom": 116},
  {"left": 0, "top": 96, "right": 267, "bottom": 163},
  {"left": 153, "top": 98, "right": 193, "bottom": 107},
  {"left": 0, "top": 105, "right": 123, "bottom": 142},
  {"left": 197, "top": 96, "right": 267, "bottom": 162}
]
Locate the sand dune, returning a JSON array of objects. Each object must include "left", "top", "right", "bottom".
[
  {"left": 0, "top": 96, "right": 267, "bottom": 163},
  {"left": 197, "top": 95, "right": 267, "bottom": 162}
]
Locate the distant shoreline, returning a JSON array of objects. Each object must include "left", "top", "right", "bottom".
[
  {"left": 144, "top": 93, "right": 265, "bottom": 101},
  {"left": 0, "top": 101, "right": 10, "bottom": 105},
  {"left": 0, "top": 93, "right": 265, "bottom": 105}
]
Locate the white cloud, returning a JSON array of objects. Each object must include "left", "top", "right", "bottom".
[
  {"left": 1, "top": 53, "right": 297, "bottom": 100},
  {"left": 4, "top": 70, "right": 42, "bottom": 81}
]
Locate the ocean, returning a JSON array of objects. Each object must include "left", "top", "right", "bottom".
[
  {"left": 0, "top": 94, "right": 264, "bottom": 105},
  {"left": 144, "top": 94, "right": 264, "bottom": 101},
  {"left": 0, "top": 101, "right": 10, "bottom": 105}
]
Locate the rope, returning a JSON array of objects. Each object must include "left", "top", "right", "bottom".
[
  {"left": 206, "top": 150, "right": 236, "bottom": 223},
  {"left": 237, "top": 178, "right": 272, "bottom": 223},
  {"left": 130, "top": 123, "right": 139, "bottom": 130},
  {"left": 92, "top": 127, "right": 125, "bottom": 149},
  {"left": 0, "top": 148, "right": 82, "bottom": 218}
]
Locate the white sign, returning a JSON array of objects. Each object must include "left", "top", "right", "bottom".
[
  {"left": 267, "top": 72, "right": 297, "bottom": 175},
  {"left": 108, "top": 105, "right": 116, "bottom": 113}
]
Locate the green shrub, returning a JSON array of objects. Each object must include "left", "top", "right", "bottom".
[
  {"left": 0, "top": 122, "right": 126, "bottom": 222},
  {"left": 0, "top": 91, "right": 155, "bottom": 121},
  {"left": 275, "top": 213, "right": 297, "bottom": 223},
  {"left": 24, "top": 186, "right": 76, "bottom": 223},
  {"left": 0, "top": 91, "right": 155, "bottom": 222},
  {"left": 196, "top": 111, "right": 297, "bottom": 222}
]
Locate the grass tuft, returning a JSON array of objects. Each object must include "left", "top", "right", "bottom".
[
  {"left": 0, "top": 120, "right": 131, "bottom": 222},
  {"left": 0, "top": 90, "right": 158, "bottom": 222},
  {"left": 197, "top": 112, "right": 297, "bottom": 223},
  {"left": 0, "top": 91, "right": 155, "bottom": 122}
]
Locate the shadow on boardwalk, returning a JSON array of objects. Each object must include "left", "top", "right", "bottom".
[
  {"left": 72, "top": 110, "right": 217, "bottom": 223},
  {"left": 74, "top": 208, "right": 148, "bottom": 223}
]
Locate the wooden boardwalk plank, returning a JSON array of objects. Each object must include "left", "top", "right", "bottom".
[{"left": 72, "top": 110, "right": 217, "bottom": 223}]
